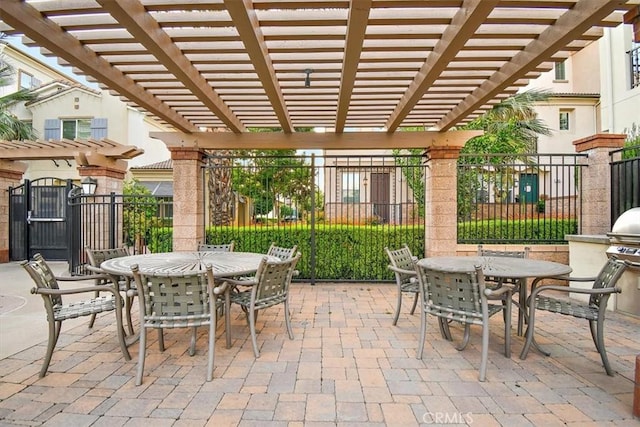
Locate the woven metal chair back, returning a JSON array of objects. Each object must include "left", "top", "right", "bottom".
[
  {"left": 132, "top": 268, "right": 215, "bottom": 327},
  {"left": 198, "top": 241, "right": 235, "bottom": 252},
  {"left": 589, "top": 256, "right": 628, "bottom": 307},
  {"left": 267, "top": 243, "right": 298, "bottom": 261},
  {"left": 85, "top": 247, "right": 130, "bottom": 268},
  {"left": 385, "top": 244, "right": 415, "bottom": 284},
  {"left": 21, "top": 253, "right": 62, "bottom": 307},
  {"left": 253, "top": 253, "right": 301, "bottom": 306},
  {"left": 477, "top": 244, "right": 530, "bottom": 259},
  {"left": 416, "top": 264, "right": 487, "bottom": 326}
]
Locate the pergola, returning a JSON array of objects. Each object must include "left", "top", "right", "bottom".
[{"left": 0, "top": 0, "right": 637, "bottom": 150}]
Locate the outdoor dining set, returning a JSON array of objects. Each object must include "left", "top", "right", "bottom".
[{"left": 20, "top": 241, "right": 634, "bottom": 386}]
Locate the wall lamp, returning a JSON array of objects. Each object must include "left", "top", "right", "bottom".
[
  {"left": 303, "top": 69, "right": 313, "bottom": 88},
  {"left": 81, "top": 177, "right": 98, "bottom": 195}
]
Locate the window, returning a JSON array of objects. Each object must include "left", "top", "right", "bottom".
[
  {"left": 559, "top": 111, "right": 570, "bottom": 130},
  {"left": 629, "top": 43, "right": 639, "bottom": 89},
  {"left": 341, "top": 172, "right": 360, "bottom": 203},
  {"left": 62, "top": 119, "right": 92, "bottom": 139},
  {"left": 18, "top": 70, "right": 41, "bottom": 90},
  {"left": 554, "top": 61, "right": 566, "bottom": 81}
]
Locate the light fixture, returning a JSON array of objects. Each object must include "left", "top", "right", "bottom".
[
  {"left": 303, "top": 68, "right": 313, "bottom": 88},
  {"left": 81, "top": 177, "right": 98, "bottom": 195}
]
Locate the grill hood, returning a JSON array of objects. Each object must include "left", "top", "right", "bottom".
[{"left": 608, "top": 207, "right": 640, "bottom": 245}]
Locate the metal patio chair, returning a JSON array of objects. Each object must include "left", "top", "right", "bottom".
[
  {"left": 215, "top": 253, "right": 301, "bottom": 357},
  {"left": 385, "top": 244, "right": 419, "bottom": 325},
  {"left": 520, "top": 255, "right": 630, "bottom": 376},
  {"left": 22, "top": 253, "right": 131, "bottom": 378},
  {"left": 415, "top": 262, "right": 513, "bottom": 382},
  {"left": 477, "top": 244, "right": 530, "bottom": 334},
  {"left": 198, "top": 241, "right": 235, "bottom": 252},
  {"left": 131, "top": 264, "right": 219, "bottom": 385},
  {"left": 85, "top": 246, "right": 136, "bottom": 335},
  {"left": 266, "top": 242, "right": 298, "bottom": 261}
]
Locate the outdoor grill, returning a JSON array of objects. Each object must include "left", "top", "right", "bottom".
[{"left": 607, "top": 207, "right": 640, "bottom": 263}]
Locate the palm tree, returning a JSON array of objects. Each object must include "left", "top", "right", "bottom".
[{"left": 0, "top": 56, "right": 37, "bottom": 140}]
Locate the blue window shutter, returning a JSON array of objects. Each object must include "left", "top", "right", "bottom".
[
  {"left": 43, "top": 119, "right": 60, "bottom": 140},
  {"left": 90, "top": 118, "right": 108, "bottom": 139}
]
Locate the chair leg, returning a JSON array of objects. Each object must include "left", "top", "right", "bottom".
[
  {"left": 438, "top": 318, "right": 453, "bottom": 341},
  {"left": 456, "top": 324, "right": 471, "bottom": 351},
  {"left": 40, "top": 320, "right": 61, "bottom": 378},
  {"left": 88, "top": 313, "right": 97, "bottom": 329},
  {"left": 593, "top": 318, "right": 615, "bottom": 376},
  {"left": 114, "top": 293, "right": 131, "bottom": 361},
  {"left": 225, "top": 289, "right": 232, "bottom": 349},
  {"left": 284, "top": 299, "right": 294, "bottom": 340},
  {"left": 248, "top": 307, "right": 260, "bottom": 358},
  {"left": 504, "top": 298, "right": 512, "bottom": 359},
  {"left": 417, "top": 308, "right": 427, "bottom": 359},
  {"left": 409, "top": 292, "right": 418, "bottom": 315},
  {"left": 189, "top": 326, "right": 197, "bottom": 356},
  {"left": 207, "top": 313, "right": 215, "bottom": 382},
  {"left": 392, "top": 285, "right": 402, "bottom": 325},
  {"left": 136, "top": 326, "right": 147, "bottom": 386},
  {"left": 158, "top": 328, "right": 165, "bottom": 352},
  {"left": 479, "top": 321, "right": 489, "bottom": 382},
  {"left": 125, "top": 295, "right": 135, "bottom": 336}
]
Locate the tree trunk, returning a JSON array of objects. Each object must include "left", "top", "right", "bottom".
[{"left": 207, "top": 151, "right": 234, "bottom": 226}]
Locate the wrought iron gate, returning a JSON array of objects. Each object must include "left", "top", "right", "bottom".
[
  {"left": 202, "top": 152, "right": 426, "bottom": 283},
  {"left": 8, "top": 178, "right": 76, "bottom": 261}
]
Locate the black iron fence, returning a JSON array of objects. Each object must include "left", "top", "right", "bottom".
[
  {"left": 67, "top": 191, "right": 173, "bottom": 274},
  {"left": 629, "top": 45, "right": 640, "bottom": 90},
  {"left": 610, "top": 144, "right": 640, "bottom": 224},
  {"left": 457, "top": 153, "right": 586, "bottom": 244},
  {"left": 197, "top": 152, "right": 426, "bottom": 283}
]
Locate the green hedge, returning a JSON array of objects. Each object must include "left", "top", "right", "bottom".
[
  {"left": 148, "top": 219, "right": 575, "bottom": 280},
  {"left": 457, "top": 218, "right": 577, "bottom": 243}
]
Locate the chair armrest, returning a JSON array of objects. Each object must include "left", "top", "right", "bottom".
[
  {"left": 530, "top": 284, "right": 622, "bottom": 300},
  {"left": 213, "top": 282, "right": 229, "bottom": 296},
  {"left": 31, "top": 284, "right": 118, "bottom": 296},
  {"left": 55, "top": 272, "right": 111, "bottom": 282},
  {"left": 84, "top": 265, "right": 105, "bottom": 275},
  {"left": 388, "top": 265, "right": 416, "bottom": 276},
  {"left": 484, "top": 283, "right": 515, "bottom": 298},
  {"left": 223, "top": 277, "right": 258, "bottom": 287}
]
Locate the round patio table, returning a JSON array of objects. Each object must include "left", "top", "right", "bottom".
[
  {"left": 101, "top": 251, "right": 278, "bottom": 278},
  {"left": 417, "top": 256, "right": 572, "bottom": 336}
]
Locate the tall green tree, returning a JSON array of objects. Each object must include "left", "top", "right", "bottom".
[
  {"left": 0, "top": 53, "right": 37, "bottom": 140},
  {"left": 457, "top": 89, "right": 552, "bottom": 219}
]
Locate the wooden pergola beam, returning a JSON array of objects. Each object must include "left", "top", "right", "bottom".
[
  {"left": 435, "top": 0, "right": 628, "bottom": 131},
  {"left": 385, "top": 0, "right": 499, "bottom": 132},
  {"left": 152, "top": 130, "right": 483, "bottom": 150},
  {"left": 335, "top": 0, "right": 371, "bottom": 133},
  {"left": 97, "top": 0, "right": 246, "bottom": 133},
  {"left": 225, "top": 0, "right": 293, "bottom": 133},
  {"left": 0, "top": 0, "right": 196, "bottom": 133}
]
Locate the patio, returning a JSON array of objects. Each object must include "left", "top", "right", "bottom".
[{"left": 1, "top": 260, "right": 639, "bottom": 426}]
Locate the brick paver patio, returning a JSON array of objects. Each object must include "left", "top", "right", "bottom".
[{"left": 1, "top": 280, "right": 639, "bottom": 426}]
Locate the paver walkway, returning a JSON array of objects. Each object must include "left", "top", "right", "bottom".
[{"left": 1, "top": 278, "right": 639, "bottom": 426}]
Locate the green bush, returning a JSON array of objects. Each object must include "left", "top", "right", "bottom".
[{"left": 457, "top": 218, "right": 577, "bottom": 243}]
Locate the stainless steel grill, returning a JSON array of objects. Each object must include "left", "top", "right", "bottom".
[{"left": 606, "top": 207, "right": 640, "bottom": 262}]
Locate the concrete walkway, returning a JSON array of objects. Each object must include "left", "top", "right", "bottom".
[{"left": 0, "top": 260, "right": 639, "bottom": 426}]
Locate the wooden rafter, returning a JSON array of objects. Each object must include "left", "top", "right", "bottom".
[
  {"left": 0, "top": 0, "right": 196, "bottom": 133},
  {"left": 97, "top": 0, "right": 245, "bottom": 133},
  {"left": 0, "top": 138, "right": 144, "bottom": 161},
  {"left": 435, "top": 0, "right": 630, "bottom": 131}
]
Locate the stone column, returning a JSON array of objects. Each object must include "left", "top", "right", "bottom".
[
  {"left": 424, "top": 143, "right": 464, "bottom": 257},
  {"left": 170, "top": 147, "right": 206, "bottom": 251},
  {"left": 573, "top": 133, "right": 626, "bottom": 235},
  {"left": 0, "top": 161, "right": 27, "bottom": 263}
]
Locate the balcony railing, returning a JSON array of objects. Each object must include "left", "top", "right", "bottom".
[{"left": 629, "top": 45, "right": 640, "bottom": 89}]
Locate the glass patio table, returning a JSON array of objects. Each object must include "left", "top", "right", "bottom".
[{"left": 417, "top": 256, "right": 572, "bottom": 336}]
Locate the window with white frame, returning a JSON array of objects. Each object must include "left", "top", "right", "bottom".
[
  {"left": 62, "top": 119, "right": 92, "bottom": 139},
  {"left": 554, "top": 61, "right": 566, "bottom": 81},
  {"left": 559, "top": 110, "right": 570, "bottom": 130},
  {"left": 341, "top": 172, "right": 360, "bottom": 203},
  {"left": 19, "top": 70, "right": 40, "bottom": 90}
]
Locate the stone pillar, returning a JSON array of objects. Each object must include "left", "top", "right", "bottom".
[
  {"left": 573, "top": 133, "right": 626, "bottom": 235},
  {"left": 634, "top": 354, "right": 640, "bottom": 419},
  {"left": 424, "top": 143, "right": 464, "bottom": 257},
  {"left": 0, "top": 161, "right": 27, "bottom": 263},
  {"left": 170, "top": 147, "right": 206, "bottom": 251}
]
